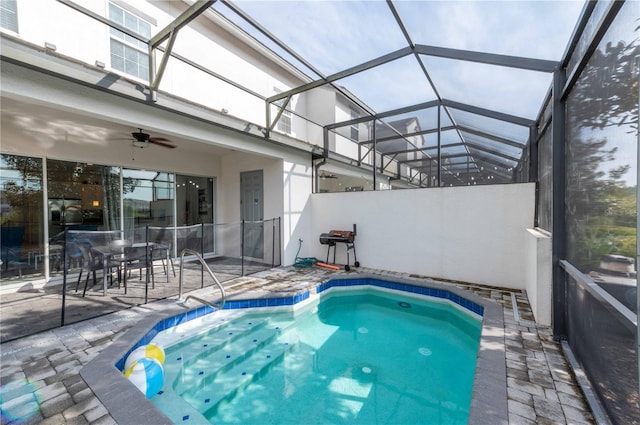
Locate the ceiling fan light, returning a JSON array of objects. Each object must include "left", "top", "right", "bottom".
[{"left": 132, "top": 140, "right": 148, "bottom": 148}]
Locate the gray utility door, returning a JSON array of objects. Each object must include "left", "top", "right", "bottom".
[{"left": 240, "top": 170, "right": 264, "bottom": 259}]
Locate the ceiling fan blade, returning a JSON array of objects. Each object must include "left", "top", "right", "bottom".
[{"left": 148, "top": 137, "right": 177, "bottom": 149}]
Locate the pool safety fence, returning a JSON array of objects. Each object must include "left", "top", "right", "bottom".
[{"left": 0, "top": 218, "right": 281, "bottom": 342}]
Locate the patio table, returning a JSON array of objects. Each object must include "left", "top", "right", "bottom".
[{"left": 92, "top": 241, "right": 155, "bottom": 295}]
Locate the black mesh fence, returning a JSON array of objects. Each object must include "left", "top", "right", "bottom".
[
  {"left": 1, "top": 218, "right": 282, "bottom": 342},
  {"left": 565, "top": 272, "right": 639, "bottom": 425},
  {"left": 206, "top": 218, "right": 282, "bottom": 280}
]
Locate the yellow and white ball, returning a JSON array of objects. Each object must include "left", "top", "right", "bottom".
[
  {"left": 124, "top": 357, "right": 164, "bottom": 398},
  {"left": 124, "top": 344, "right": 165, "bottom": 371}
]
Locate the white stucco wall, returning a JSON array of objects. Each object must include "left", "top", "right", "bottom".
[
  {"left": 219, "top": 150, "right": 312, "bottom": 264},
  {"left": 524, "top": 228, "right": 553, "bottom": 325},
  {"left": 306, "top": 183, "right": 536, "bottom": 289},
  {"left": 282, "top": 159, "right": 313, "bottom": 265}
]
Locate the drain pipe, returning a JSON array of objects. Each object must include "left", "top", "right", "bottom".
[{"left": 313, "top": 156, "right": 327, "bottom": 193}]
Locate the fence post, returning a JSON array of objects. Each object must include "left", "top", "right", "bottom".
[
  {"left": 144, "top": 224, "right": 149, "bottom": 304},
  {"left": 201, "top": 223, "right": 204, "bottom": 288},
  {"left": 60, "top": 229, "right": 69, "bottom": 326},
  {"left": 278, "top": 217, "right": 282, "bottom": 266},
  {"left": 271, "top": 218, "right": 275, "bottom": 268},
  {"left": 241, "top": 219, "right": 245, "bottom": 277}
]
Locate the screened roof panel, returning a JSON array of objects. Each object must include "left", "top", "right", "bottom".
[
  {"left": 403, "top": 158, "right": 434, "bottom": 169},
  {"left": 470, "top": 151, "right": 518, "bottom": 169},
  {"left": 376, "top": 137, "right": 417, "bottom": 154},
  {"left": 336, "top": 55, "right": 438, "bottom": 112},
  {"left": 393, "top": 1, "right": 584, "bottom": 61},
  {"left": 439, "top": 145, "right": 470, "bottom": 157},
  {"left": 420, "top": 56, "right": 553, "bottom": 119},
  {"left": 212, "top": 0, "right": 584, "bottom": 127},
  {"left": 439, "top": 128, "right": 463, "bottom": 145},
  {"left": 204, "top": 1, "right": 588, "bottom": 186},
  {"left": 447, "top": 109, "right": 530, "bottom": 142},
  {"left": 419, "top": 132, "right": 438, "bottom": 147},
  {"left": 378, "top": 105, "right": 441, "bottom": 135},
  {"left": 444, "top": 157, "right": 476, "bottom": 167},
  {"left": 212, "top": 2, "right": 317, "bottom": 80},
  {"left": 216, "top": 0, "right": 408, "bottom": 76},
  {"left": 460, "top": 131, "right": 524, "bottom": 158}
]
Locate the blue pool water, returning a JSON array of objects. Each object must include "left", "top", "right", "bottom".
[{"left": 150, "top": 287, "right": 482, "bottom": 424}]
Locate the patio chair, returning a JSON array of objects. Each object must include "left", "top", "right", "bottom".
[
  {"left": 152, "top": 242, "right": 175, "bottom": 282},
  {"left": 122, "top": 244, "right": 155, "bottom": 292},
  {"left": 76, "top": 242, "right": 121, "bottom": 297}
]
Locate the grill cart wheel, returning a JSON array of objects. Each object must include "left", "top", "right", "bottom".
[
  {"left": 354, "top": 261, "right": 360, "bottom": 267},
  {"left": 345, "top": 264, "right": 351, "bottom": 271}
]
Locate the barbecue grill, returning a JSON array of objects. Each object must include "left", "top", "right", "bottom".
[{"left": 319, "top": 224, "right": 360, "bottom": 271}]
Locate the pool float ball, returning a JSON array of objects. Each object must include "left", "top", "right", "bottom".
[
  {"left": 124, "top": 358, "right": 164, "bottom": 398},
  {"left": 125, "top": 343, "right": 165, "bottom": 370}
]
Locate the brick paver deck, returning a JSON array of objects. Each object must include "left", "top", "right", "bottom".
[{"left": 0, "top": 266, "right": 595, "bottom": 424}]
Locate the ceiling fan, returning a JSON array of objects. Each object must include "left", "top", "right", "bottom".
[{"left": 130, "top": 129, "right": 176, "bottom": 149}]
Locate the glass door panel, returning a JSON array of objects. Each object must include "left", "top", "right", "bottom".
[
  {"left": 122, "top": 169, "right": 174, "bottom": 241},
  {"left": 1, "top": 155, "right": 44, "bottom": 282},
  {"left": 176, "top": 174, "right": 215, "bottom": 253}
]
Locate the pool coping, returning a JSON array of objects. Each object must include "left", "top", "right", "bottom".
[{"left": 81, "top": 274, "right": 507, "bottom": 424}]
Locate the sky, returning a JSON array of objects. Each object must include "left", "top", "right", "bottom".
[{"left": 216, "top": 0, "right": 586, "bottom": 124}]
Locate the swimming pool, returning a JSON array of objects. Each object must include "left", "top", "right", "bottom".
[
  {"left": 148, "top": 285, "right": 482, "bottom": 424},
  {"left": 82, "top": 275, "right": 508, "bottom": 424}
]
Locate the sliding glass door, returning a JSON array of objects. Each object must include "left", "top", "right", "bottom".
[
  {"left": 176, "top": 174, "right": 215, "bottom": 254},
  {"left": 122, "top": 169, "right": 175, "bottom": 241},
  {"left": 0, "top": 155, "right": 44, "bottom": 282}
]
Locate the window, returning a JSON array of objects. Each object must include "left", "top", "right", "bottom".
[
  {"left": 0, "top": 0, "right": 18, "bottom": 33},
  {"left": 273, "top": 89, "right": 292, "bottom": 134},
  {"left": 108, "top": 3, "right": 151, "bottom": 80},
  {"left": 275, "top": 100, "right": 292, "bottom": 134},
  {"left": 350, "top": 108, "right": 359, "bottom": 141}
]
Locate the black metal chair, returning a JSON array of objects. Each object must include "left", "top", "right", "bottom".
[
  {"left": 152, "top": 242, "right": 175, "bottom": 282},
  {"left": 75, "top": 239, "right": 126, "bottom": 296},
  {"left": 122, "top": 244, "right": 155, "bottom": 292}
]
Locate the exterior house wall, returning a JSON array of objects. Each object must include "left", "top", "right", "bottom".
[
  {"left": 333, "top": 99, "right": 360, "bottom": 161},
  {"left": 282, "top": 158, "right": 314, "bottom": 264},
  {"left": 7, "top": 0, "right": 314, "bottom": 139},
  {"left": 306, "top": 88, "right": 335, "bottom": 148}
]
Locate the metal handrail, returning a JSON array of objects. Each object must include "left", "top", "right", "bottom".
[
  {"left": 177, "top": 249, "right": 226, "bottom": 311},
  {"left": 560, "top": 260, "right": 636, "bottom": 330}
]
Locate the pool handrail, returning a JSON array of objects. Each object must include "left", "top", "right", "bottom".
[{"left": 177, "top": 249, "right": 226, "bottom": 311}]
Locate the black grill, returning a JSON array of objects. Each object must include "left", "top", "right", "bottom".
[{"left": 319, "top": 224, "right": 359, "bottom": 271}]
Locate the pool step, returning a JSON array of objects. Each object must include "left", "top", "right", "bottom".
[
  {"left": 187, "top": 330, "right": 299, "bottom": 418},
  {"left": 162, "top": 319, "right": 270, "bottom": 384},
  {"left": 170, "top": 321, "right": 294, "bottom": 395},
  {"left": 151, "top": 319, "right": 283, "bottom": 422},
  {"left": 151, "top": 317, "right": 297, "bottom": 423},
  {"left": 150, "top": 388, "right": 209, "bottom": 425},
  {"left": 164, "top": 318, "right": 269, "bottom": 369}
]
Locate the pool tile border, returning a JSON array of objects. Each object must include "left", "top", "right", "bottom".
[
  {"left": 82, "top": 275, "right": 507, "bottom": 425},
  {"left": 318, "top": 277, "right": 485, "bottom": 316}
]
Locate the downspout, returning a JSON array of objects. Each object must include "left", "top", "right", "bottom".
[
  {"left": 313, "top": 157, "right": 327, "bottom": 194},
  {"left": 313, "top": 126, "right": 329, "bottom": 193}
]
